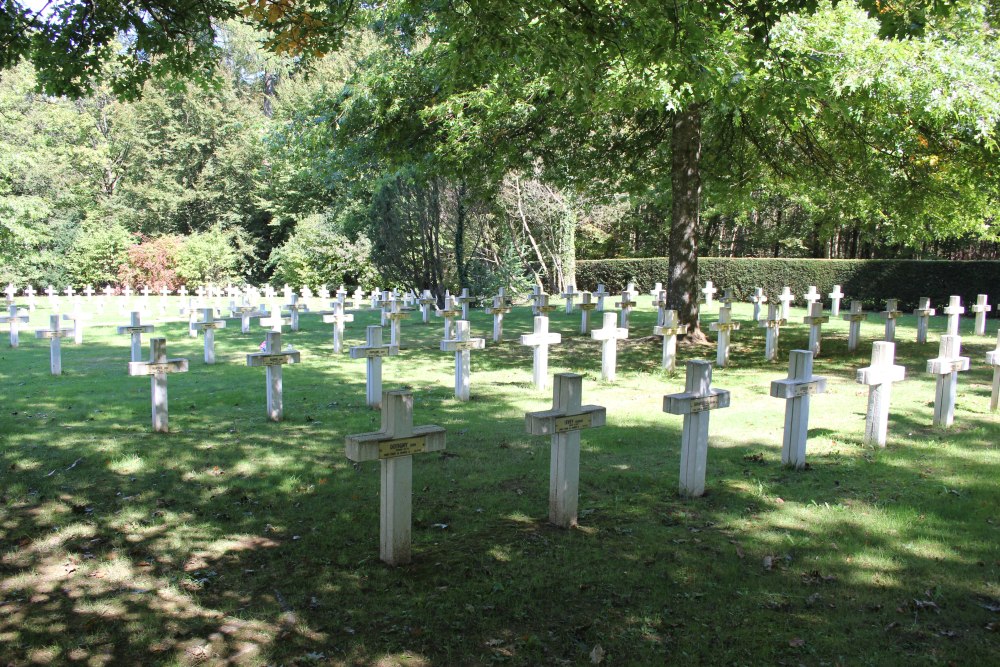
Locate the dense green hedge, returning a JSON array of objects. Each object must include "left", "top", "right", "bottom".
[{"left": 574, "top": 258, "right": 1000, "bottom": 312}]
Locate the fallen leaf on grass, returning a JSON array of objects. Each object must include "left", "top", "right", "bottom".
[
  {"left": 912, "top": 599, "right": 940, "bottom": 612},
  {"left": 763, "top": 556, "right": 774, "bottom": 571},
  {"left": 590, "top": 644, "right": 605, "bottom": 664},
  {"left": 788, "top": 638, "right": 805, "bottom": 647}
]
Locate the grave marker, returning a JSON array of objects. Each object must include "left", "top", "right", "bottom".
[
  {"left": 0, "top": 305, "right": 30, "bottom": 347},
  {"left": 283, "top": 294, "right": 308, "bottom": 332},
  {"left": 456, "top": 288, "right": 476, "bottom": 320},
  {"left": 856, "top": 342, "right": 906, "bottom": 446},
  {"left": 578, "top": 291, "right": 597, "bottom": 333},
  {"left": 246, "top": 331, "right": 301, "bottom": 421},
  {"left": 778, "top": 287, "right": 795, "bottom": 321},
  {"left": 35, "top": 314, "right": 72, "bottom": 375},
  {"left": 828, "top": 285, "right": 845, "bottom": 317},
  {"left": 440, "top": 320, "right": 486, "bottom": 401},
  {"left": 4, "top": 283, "right": 16, "bottom": 305},
  {"left": 435, "top": 294, "right": 461, "bottom": 340},
  {"left": 986, "top": 332, "right": 1000, "bottom": 412},
  {"left": 351, "top": 325, "right": 399, "bottom": 408},
  {"left": 45, "top": 285, "right": 59, "bottom": 309},
  {"left": 803, "top": 286, "right": 821, "bottom": 309},
  {"left": 418, "top": 290, "right": 436, "bottom": 323},
  {"left": 117, "top": 312, "right": 154, "bottom": 362},
  {"left": 701, "top": 280, "right": 718, "bottom": 306},
  {"left": 913, "top": 297, "right": 936, "bottom": 344},
  {"left": 972, "top": 294, "right": 992, "bottom": 336},
  {"left": 591, "top": 312, "right": 628, "bottom": 381},
  {"left": 648, "top": 282, "right": 663, "bottom": 299},
  {"left": 759, "top": 303, "right": 786, "bottom": 362},
  {"left": 322, "top": 301, "right": 354, "bottom": 353},
  {"left": 720, "top": 288, "right": 735, "bottom": 308},
  {"left": 345, "top": 390, "right": 446, "bottom": 565},
  {"left": 710, "top": 306, "right": 740, "bottom": 367},
  {"left": 769, "top": 350, "right": 827, "bottom": 469},
  {"left": 62, "top": 304, "right": 91, "bottom": 345},
  {"left": 663, "top": 360, "right": 731, "bottom": 497},
  {"left": 127, "top": 338, "right": 189, "bottom": 432},
  {"left": 231, "top": 303, "right": 264, "bottom": 333},
  {"left": 485, "top": 295, "right": 511, "bottom": 342},
  {"left": 520, "top": 315, "right": 562, "bottom": 390},
  {"left": 25, "top": 285, "right": 37, "bottom": 311},
  {"left": 842, "top": 300, "right": 868, "bottom": 352},
  {"left": 943, "top": 295, "right": 964, "bottom": 335},
  {"left": 386, "top": 300, "right": 411, "bottom": 348},
  {"left": 881, "top": 298, "right": 903, "bottom": 342},
  {"left": 190, "top": 307, "right": 226, "bottom": 364},
  {"left": 525, "top": 373, "right": 606, "bottom": 528},
  {"left": 803, "top": 302, "right": 829, "bottom": 356},
  {"left": 926, "top": 334, "right": 970, "bottom": 427},
  {"left": 654, "top": 309, "right": 687, "bottom": 372},
  {"left": 560, "top": 285, "right": 578, "bottom": 313},
  {"left": 593, "top": 284, "right": 610, "bottom": 311},
  {"left": 615, "top": 290, "right": 637, "bottom": 329},
  {"left": 750, "top": 287, "right": 768, "bottom": 322}
]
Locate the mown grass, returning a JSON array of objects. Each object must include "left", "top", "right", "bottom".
[{"left": 1, "top": 296, "right": 998, "bottom": 666}]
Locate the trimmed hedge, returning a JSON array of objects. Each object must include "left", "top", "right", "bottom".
[{"left": 574, "top": 257, "right": 1000, "bottom": 312}]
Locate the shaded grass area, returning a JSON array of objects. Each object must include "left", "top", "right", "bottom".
[{"left": 1, "top": 297, "right": 999, "bottom": 665}]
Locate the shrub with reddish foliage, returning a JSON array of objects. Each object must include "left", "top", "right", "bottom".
[{"left": 117, "top": 235, "right": 183, "bottom": 290}]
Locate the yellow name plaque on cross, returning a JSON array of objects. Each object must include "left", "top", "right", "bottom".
[
  {"left": 378, "top": 436, "right": 428, "bottom": 459},
  {"left": 554, "top": 414, "right": 591, "bottom": 433}
]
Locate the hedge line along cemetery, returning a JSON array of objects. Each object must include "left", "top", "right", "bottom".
[{"left": 2, "top": 277, "right": 998, "bottom": 664}]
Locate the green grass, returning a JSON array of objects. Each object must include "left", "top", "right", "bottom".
[{"left": 1, "top": 296, "right": 999, "bottom": 666}]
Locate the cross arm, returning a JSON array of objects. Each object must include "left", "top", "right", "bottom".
[
  {"left": 246, "top": 351, "right": 302, "bottom": 367},
  {"left": 350, "top": 345, "right": 399, "bottom": 359},
  {"left": 525, "top": 405, "right": 606, "bottom": 436},
  {"left": 856, "top": 365, "right": 906, "bottom": 385},
  {"left": 926, "top": 357, "right": 971, "bottom": 374},
  {"left": 769, "top": 377, "right": 828, "bottom": 399},
  {"left": 440, "top": 339, "right": 486, "bottom": 352},
  {"left": 345, "top": 424, "right": 446, "bottom": 462},
  {"left": 128, "top": 359, "right": 189, "bottom": 375},
  {"left": 663, "top": 389, "right": 731, "bottom": 415}
]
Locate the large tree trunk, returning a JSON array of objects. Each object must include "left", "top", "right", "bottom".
[{"left": 669, "top": 105, "right": 707, "bottom": 342}]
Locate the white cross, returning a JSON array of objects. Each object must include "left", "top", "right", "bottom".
[
  {"left": 803, "top": 286, "right": 820, "bottom": 308},
  {"left": 663, "top": 360, "right": 731, "bottom": 497},
  {"left": 83, "top": 285, "right": 95, "bottom": 299},
  {"left": 352, "top": 287, "right": 365, "bottom": 304},
  {"left": 750, "top": 287, "right": 768, "bottom": 322},
  {"left": 986, "top": 331, "right": 1000, "bottom": 413},
  {"left": 881, "top": 299, "right": 903, "bottom": 342},
  {"left": 926, "top": 334, "right": 970, "bottom": 428},
  {"left": 179, "top": 285, "right": 190, "bottom": 299},
  {"left": 302, "top": 285, "right": 314, "bottom": 299},
  {"left": 0, "top": 305, "right": 30, "bottom": 348},
  {"left": 654, "top": 309, "right": 687, "bottom": 372},
  {"left": 25, "top": 285, "right": 37, "bottom": 310},
  {"left": 769, "top": 350, "right": 827, "bottom": 469},
  {"left": 913, "top": 297, "right": 936, "bottom": 344},
  {"left": 778, "top": 287, "right": 795, "bottom": 320},
  {"left": 485, "top": 295, "right": 511, "bottom": 342},
  {"left": 318, "top": 286, "right": 331, "bottom": 300},
  {"left": 648, "top": 282, "right": 663, "bottom": 299},
  {"left": 560, "top": 285, "right": 578, "bottom": 314},
  {"left": 803, "top": 302, "right": 829, "bottom": 357},
  {"left": 190, "top": 307, "right": 227, "bottom": 364},
  {"left": 593, "top": 284, "right": 609, "bottom": 312},
  {"left": 61, "top": 303, "right": 91, "bottom": 345},
  {"left": 590, "top": 312, "right": 628, "bottom": 381},
  {"left": 385, "top": 300, "right": 411, "bottom": 348},
  {"left": 231, "top": 303, "right": 263, "bottom": 334},
  {"left": 577, "top": 291, "right": 597, "bottom": 333},
  {"left": 456, "top": 288, "right": 476, "bottom": 320},
  {"left": 842, "top": 300, "right": 868, "bottom": 352},
  {"left": 350, "top": 325, "right": 399, "bottom": 408},
  {"left": 344, "top": 390, "right": 446, "bottom": 566},
  {"left": 64, "top": 286, "right": 76, "bottom": 299},
  {"left": 282, "top": 284, "right": 292, "bottom": 301},
  {"left": 828, "top": 285, "right": 845, "bottom": 317},
  {"left": 246, "top": 331, "right": 301, "bottom": 422},
  {"left": 758, "top": 303, "right": 786, "bottom": 362},
  {"left": 520, "top": 315, "right": 562, "bottom": 390},
  {"left": 321, "top": 302, "right": 354, "bottom": 353},
  {"left": 710, "top": 306, "right": 740, "bottom": 367},
  {"left": 259, "top": 307, "right": 290, "bottom": 334},
  {"left": 701, "top": 280, "right": 718, "bottom": 306},
  {"left": 525, "top": 373, "right": 606, "bottom": 528},
  {"left": 34, "top": 314, "right": 73, "bottom": 375},
  {"left": 942, "top": 295, "right": 964, "bottom": 336},
  {"left": 615, "top": 290, "right": 637, "bottom": 330},
  {"left": 440, "top": 320, "right": 486, "bottom": 401},
  {"left": 3, "top": 284, "right": 14, "bottom": 303},
  {"left": 117, "top": 312, "right": 155, "bottom": 362},
  {"left": 127, "top": 338, "right": 189, "bottom": 432},
  {"left": 435, "top": 295, "right": 461, "bottom": 340},
  {"left": 972, "top": 294, "right": 992, "bottom": 336},
  {"left": 856, "top": 341, "right": 906, "bottom": 447}
]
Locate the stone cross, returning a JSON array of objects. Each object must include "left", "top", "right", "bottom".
[
  {"left": 769, "top": 350, "right": 827, "bottom": 469},
  {"left": 778, "top": 287, "right": 795, "bottom": 321},
  {"left": 615, "top": 290, "right": 637, "bottom": 329},
  {"left": 986, "top": 331, "right": 1000, "bottom": 413},
  {"left": 0, "top": 305, "right": 30, "bottom": 348},
  {"left": 720, "top": 288, "right": 735, "bottom": 308},
  {"left": 315, "top": 285, "right": 328, "bottom": 301},
  {"left": 750, "top": 287, "right": 768, "bottom": 322},
  {"left": 440, "top": 320, "right": 486, "bottom": 401},
  {"left": 350, "top": 325, "right": 399, "bottom": 408},
  {"left": 123, "top": 285, "right": 133, "bottom": 301},
  {"left": 179, "top": 298, "right": 200, "bottom": 337},
  {"left": 593, "top": 283, "right": 610, "bottom": 311},
  {"left": 803, "top": 286, "right": 821, "bottom": 309},
  {"left": 536, "top": 293, "right": 558, "bottom": 317},
  {"left": 178, "top": 285, "right": 189, "bottom": 299},
  {"left": 190, "top": 307, "right": 227, "bottom": 364},
  {"left": 246, "top": 331, "right": 301, "bottom": 421},
  {"left": 282, "top": 284, "right": 292, "bottom": 301},
  {"left": 710, "top": 306, "right": 740, "bottom": 367},
  {"left": 520, "top": 315, "right": 562, "bottom": 390},
  {"left": 972, "top": 294, "right": 992, "bottom": 336},
  {"left": 663, "top": 360, "right": 731, "bottom": 497},
  {"left": 302, "top": 285, "right": 314, "bottom": 300},
  {"left": 560, "top": 285, "right": 578, "bottom": 313},
  {"left": 856, "top": 341, "right": 906, "bottom": 447},
  {"left": 25, "top": 285, "right": 37, "bottom": 311},
  {"left": 803, "top": 302, "right": 829, "bottom": 356},
  {"left": 926, "top": 334, "right": 970, "bottom": 427},
  {"left": 3, "top": 283, "right": 14, "bottom": 305},
  {"left": 127, "top": 338, "right": 189, "bottom": 432},
  {"left": 418, "top": 289, "right": 436, "bottom": 323},
  {"left": 648, "top": 282, "right": 663, "bottom": 299},
  {"left": 262, "top": 285, "right": 275, "bottom": 299},
  {"left": 651, "top": 289, "right": 667, "bottom": 326},
  {"left": 322, "top": 301, "right": 354, "bottom": 353},
  {"left": 528, "top": 285, "right": 546, "bottom": 316},
  {"left": 45, "top": 285, "right": 59, "bottom": 309},
  {"left": 943, "top": 295, "right": 964, "bottom": 336},
  {"left": 456, "top": 288, "right": 476, "bottom": 320},
  {"left": 842, "top": 300, "right": 868, "bottom": 352},
  {"left": 117, "top": 312, "right": 154, "bottom": 362},
  {"left": 828, "top": 285, "right": 845, "bottom": 317},
  {"left": 369, "top": 287, "right": 383, "bottom": 309},
  {"left": 485, "top": 295, "right": 511, "bottom": 342},
  {"left": 525, "top": 373, "right": 606, "bottom": 528},
  {"left": 64, "top": 285, "right": 76, "bottom": 300},
  {"left": 913, "top": 297, "right": 936, "bottom": 344},
  {"left": 578, "top": 291, "right": 597, "bottom": 333},
  {"left": 231, "top": 303, "right": 263, "bottom": 333},
  {"left": 345, "top": 390, "right": 446, "bottom": 566},
  {"left": 881, "top": 298, "right": 903, "bottom": 342},
  {"left": 654, "top": 309, "right": 687, "bottom": 372},
  {"left": 377, "top": 290, "right": 392, "bottom": 325},
  {"left": 83, "top": 285, "right": 95, "bottom": 299},
  {"left": 624, "top": 282, "right": 639, "bottom": 302},
  {"left": 591, "top": 312, "right": 629, "bottom": 381},
  {"left": 62, "top": 303, "right": 91, "bottom": 345},
  {"left": 435, "top": 294, "right": 461, "bottom": 340},
  {"left": 386, "top": 300, "right": 411, "bottom": 348},
  {"left": 140, "top": 286, "right": 151, "bottom": 309},
  {"left": 701, "top": 280, "right": 718, "bottom": 306},
  {"left": 352, "top": 286, "right": 365, "bottom": 304},
  {"left": 759, "top": 303, "right": 786, "bottom": 362},
  {"left": 35, "top": 314, "right": 72, "bottom": 375},
  {"left": 259, "top": 308, "right": 290, "bottom": 334},
  {"left": 283, "top": 294, "right": 308, "bottom": 332}
]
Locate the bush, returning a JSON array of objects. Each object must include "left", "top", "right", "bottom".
[
  {"left": 268, "top": 214, "right": 379, "bottom": 290},
  {"left": 68, "top": 220, "right": 132, "bottom": 287},
  {"left": 574, "top": 257, "right": 1000, "bottom": 311},
  {"left": 117, "top": 235, "right": 183, "bottom": 289},
  {"left": 175, "top": 226, "right": 244, "bottom": 287}
]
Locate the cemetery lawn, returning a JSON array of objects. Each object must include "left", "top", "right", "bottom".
[{"left": 2, "top": 299, "right": 999, "bottom": 666}]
